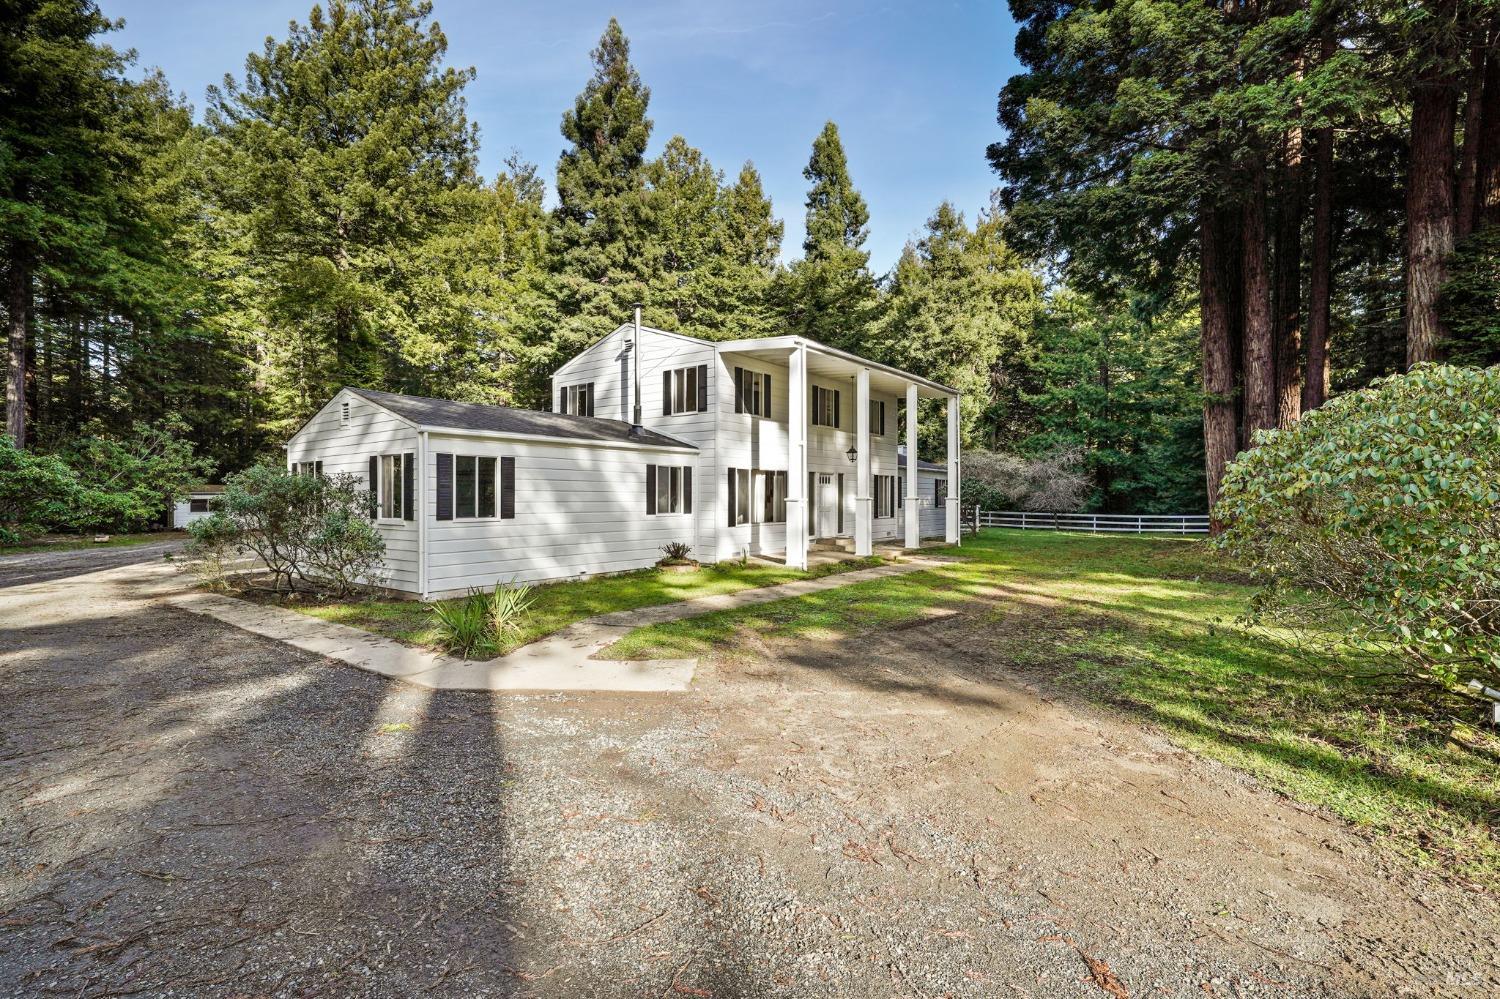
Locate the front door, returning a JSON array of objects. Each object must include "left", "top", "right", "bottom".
[{"left": 814, "top": 473, "right": 838, "bottom": 538}]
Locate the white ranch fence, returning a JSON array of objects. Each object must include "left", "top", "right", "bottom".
[{"left": 974, "top": 510, "right": 1209, "bottom": 535}]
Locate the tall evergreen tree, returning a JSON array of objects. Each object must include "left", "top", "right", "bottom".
[
  {"left": 781, "top": 121, "right": 876, "bottom": 350},
  {"left": 547, "top": 17, "right": 654, "bottom": 363},
  {"left": 872, "top": 201, "right": 1039, "bottom": 452},
  {"left": 1, "top": 0, "right": 137, "bottom": 448},
  {"left": 204, "top": 0, "right": 481, "bottom": 436}
]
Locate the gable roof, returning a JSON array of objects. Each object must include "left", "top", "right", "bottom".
[{"left": 346, "top": 388, "right": 695, "bottom": 451}]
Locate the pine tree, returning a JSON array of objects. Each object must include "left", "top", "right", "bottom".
[
  {"left": 204, "top": 0, "right": 481, "bottom": 436},
  {"left": 548, "top": 18, "right": 654, "bottom": 361},
  {"left": 1, "top": 0, "right": 136, "bottom": 448},
  {"left": 781, "top": 121, "right": 876, "bottom": 350},
  {"left": 872, "top": 201, "right": 1039, "bottom": 452}
]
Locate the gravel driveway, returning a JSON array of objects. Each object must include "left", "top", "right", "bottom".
[
  {"left": 2, "top": 563, "right": 1497, "bottom": 997},
  {"left": 0, "top": 538, "right": 184, "bottom": 589}
]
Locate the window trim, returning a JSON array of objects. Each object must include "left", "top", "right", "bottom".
[
  {"left": 811, "top": 384, "right": 842, "bottom": 428},
  {"left": 646, "top": 463, "right": 693, "bottom": 516},
  {"left": 378, "top": 453, "right": 405, "bottom": 522},
  {"left": 559, "top": 381, "right": 595, "bottom": 417},
  {"left": 662, "top": 364, "right": 709, "bottom": 416}
]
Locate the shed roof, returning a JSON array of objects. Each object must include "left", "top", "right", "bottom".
[
  {"left": 347, "top": 388, "right": 695, "bottom": 451},
  {"left": 897, "top": 452, "right": 945, "bottom": 473}
]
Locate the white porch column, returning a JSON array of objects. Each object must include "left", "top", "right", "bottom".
[
  {"left": 904, "top": 383, "right": 920, "bottom": 549},
  {"left": 786, "top": 343, "right": 809, "bottom": 569},
  {"left": 945, "top": 394, "right": 961, "bottom": 544},
  {"left": 854, "top": 366, "right": 872, "bottom": 556}
]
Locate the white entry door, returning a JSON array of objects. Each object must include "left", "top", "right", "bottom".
[{"left": 814, "top": 473, "right": 838, "bottom": 538}]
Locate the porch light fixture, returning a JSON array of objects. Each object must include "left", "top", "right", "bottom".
[{"left": 846, "top": 444, "right": 858, "bottom": 464}]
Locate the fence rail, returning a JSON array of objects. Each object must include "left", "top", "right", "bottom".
[{"left": 975, "top": 510, "right": 1210, "bottom": 535}]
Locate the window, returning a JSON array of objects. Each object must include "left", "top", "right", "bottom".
[
  {"left": 436, "top": 453, "right": 511, "bottom": 521},
  {"left": 873, "top": 475, "right": 897, "bottom": 518},
  {"left": 379, "top": 454, "right": 405, "bottom": 519},
  {"left": 291, "top": 461, "right": 323, "bottom": 477},
  {"left": 868, "top": 400, "right": 886, "bottom": 436},
  {"left": 811, "top": 385, "right": 841, "bottom": 427},
  {"left": 760, "top": 470, "right": 788, "bottom": 523},
  {"left": 340, "top": 401, "right": 350, "bottom": 426},
  {"left": 559, "top": 382, "right": 594, "bottom": 417},
  {"left": 663, "top": 364, "right": 709, "bottom": 415},
  {"left": 188, "top": 498, "right": 210, "bottom": 513},
  {"left": 733, "top": 367, "right": 773, "bottom": 418},
  {"left": 645, "top": 464, "right": 693, "bottom": 515},
  {"left": 934, "top": 478, "right": 948, "bottom": 507}
]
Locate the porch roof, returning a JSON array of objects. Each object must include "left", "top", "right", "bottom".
[{"left": 714, "top": 336, "right": 957, "bottom": 400}]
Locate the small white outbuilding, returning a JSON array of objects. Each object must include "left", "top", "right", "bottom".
[{"left": 172, "top": 485, "right": 225, "bottom": 529}]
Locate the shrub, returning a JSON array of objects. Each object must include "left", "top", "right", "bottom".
[
  {"left": 963, "top": 447, "right": 1090, "bottom": 512},
  {"left": 486, "top": 582, "right": 534, "bottom": 640},
  {"left": 216, "top": 465, "right": 383, "bottom": 594},
  {"left": 1215, "top": 364, "right": 1500, "bottom": 687},
  {"left": 658, "top": 541, "right": 693, "bottom": 563},
  {"left": 0, "top": 436, "right": 79, "bottom": 541},
  {"left": 429, "top": 590, "right": 494, "bottom": 658},
  {"left": 184, "top": 512, "right": 241, "bottom": 589},
  {"left": 59, "top": 419, "right": 214, "bottom": 532}
]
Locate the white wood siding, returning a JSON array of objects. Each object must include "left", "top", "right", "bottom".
[
  {"left": 903, "top": 468, "right": 948, "bottom": 540},
  {"left": 284, "top": 391, "right": 420, "bottom": 591},
  {"left": 423, "top": 432, "right": 696, "bottom": 595}
]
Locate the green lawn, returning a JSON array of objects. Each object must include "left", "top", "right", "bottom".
[
  {"left": 612, "top": 529, "right": 1500, "bottom": 891},
  {"left": 293, "top": 555, "right": 885, "bottom": 658},
  {"left": 0, "top": 531, "right": 185, "bottom": 556}
]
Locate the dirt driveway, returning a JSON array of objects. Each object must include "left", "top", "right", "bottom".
[{"left": 2, "top": 564, "right": 1497, "bottom": 997}]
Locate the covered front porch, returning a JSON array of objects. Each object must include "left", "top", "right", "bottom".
[{"left": 717, "top": 335, "right": 961, "bottom": 571}]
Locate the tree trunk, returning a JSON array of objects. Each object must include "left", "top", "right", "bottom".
[
  {"left": 1478, "top": 28, "right": 1500, "bottom": 226},
  {"left": 1456, "top": 40, "right": 1488, "bottom": 239},
  {"left": 1273, "top": 125, "right": 1304, "bottom": 428},
  {"left": 1405, "top": 71, "right": 1460, "bottom": 366},
  {"left": 1242, "top": 164, "right": 1276, "bottom": 437},
  {"left": 5, "top": 252, "right": 29, "bottom": 448},
  {"left": 1200, "top": 210, "right": 1238, "bottom": 523},
  {"left": 1305, "top": 120, "right": 1334, "bottom": 411}
]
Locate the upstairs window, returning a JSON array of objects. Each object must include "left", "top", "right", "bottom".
[
  {"left": 663, "top": 364, "right": 709, "bottom": 415},
  {"left": 559, "top": 382, "right": 594, "bottom": 417},
  {"left": 734, "top": 367, "right": 773, "bottom": 418},
  {"left": 868, "top": 400, "right": 886, "bottom": 436},
  {"left": 811, "top": 385, "right": 841, "bottom": 428}
]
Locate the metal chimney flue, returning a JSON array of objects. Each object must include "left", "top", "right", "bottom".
[{"left": 631, "top": 304, "right": 643, "bottom": 432}]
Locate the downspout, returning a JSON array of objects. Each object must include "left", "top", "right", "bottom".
[{"left": 417, "top": 429, "right": 429, "bottom": 600}]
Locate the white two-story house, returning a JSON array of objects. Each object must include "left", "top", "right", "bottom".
[{"left": 285, "top": 314, "right": 960, "bottom": 599}]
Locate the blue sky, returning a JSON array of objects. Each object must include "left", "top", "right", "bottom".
[{"left": 105, "top": 0, "right": 1019, "bottom": 274}]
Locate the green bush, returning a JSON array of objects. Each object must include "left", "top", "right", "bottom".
[
  {"left": 429, "top": 590, "right": 494, "bottom": 658},
  {"left": 1215, "top": 364, "right": 1500, "bottom": 687},
  {"left": 486, "top": 581, "right": 534, "bottom": 639},
  {"left": 0, "top": 436, "right": 80, "bottom": 541},
  {"left": 184, "top": 512, "right": 241, "bottom": 589},
  {"left": 215, "top": 465, "right": 384, "bottom": 593}
]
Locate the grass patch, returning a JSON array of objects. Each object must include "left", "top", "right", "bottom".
[
  {"left": 291, "top": 555, "right": 886, "bottom": 659},
  {"left": 614, "top": 529, "right": 1500, "bottom": 891},
  {"left": 0, "top": 531, "right": 185, "bottom": 555}
]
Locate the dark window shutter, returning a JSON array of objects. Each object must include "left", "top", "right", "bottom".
[
  {"left": 763, "top": 373, "right": 772, "bottom": 419},
  {"left": 834, "top": 390, "right": 841, "bottom": 429},
  {"left": 586, "top": 383, "right": 595, "bottom": 417},
  {"left": 435, "top": 453, "right": 453, "bottom": 521},
  {"left": 559, "top": 388, "right": 568, "bottom": 414},
  {"left": 808, "top": 472, "right": 815, "bottom": 532},
  {"left": 837, "top": 473, "right": 844, "bottom": 533},
  {"left": 646, "top": 464, "right": 657, "bottom": 515},
  {"left": 683, "top": 466, "right": 692, "bottom": 514},
  {"left": 402, "top": 452, "right": 415, "bottom": 521},
  {"left": 663, "top": 370, "right": 672, "bottom": 415},
  {"left": 727, "top": 468, "right": 736, "bottom": 527},
  {"left": 368, "top": 456, "right": 379, "bottom": 518},
  {"left": 500, "top": 456, "right": 515, "bottom": 519},
  {"left": 735, "top": 366, "right": 744, "bottom": 413},
  {"left": 697, "top": 364, "right": 708, "bottom": 412}
]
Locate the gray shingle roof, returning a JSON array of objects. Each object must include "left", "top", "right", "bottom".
[
  {"left": 348, "top": 388, "right": 696, "bottom": 450},
  {"left": 897, "top": 452, "right": 945, "bottom": 472}
]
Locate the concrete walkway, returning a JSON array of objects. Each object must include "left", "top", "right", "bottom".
[{"left": 168, "top": 556, "right": 944, "bottom": 693}]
